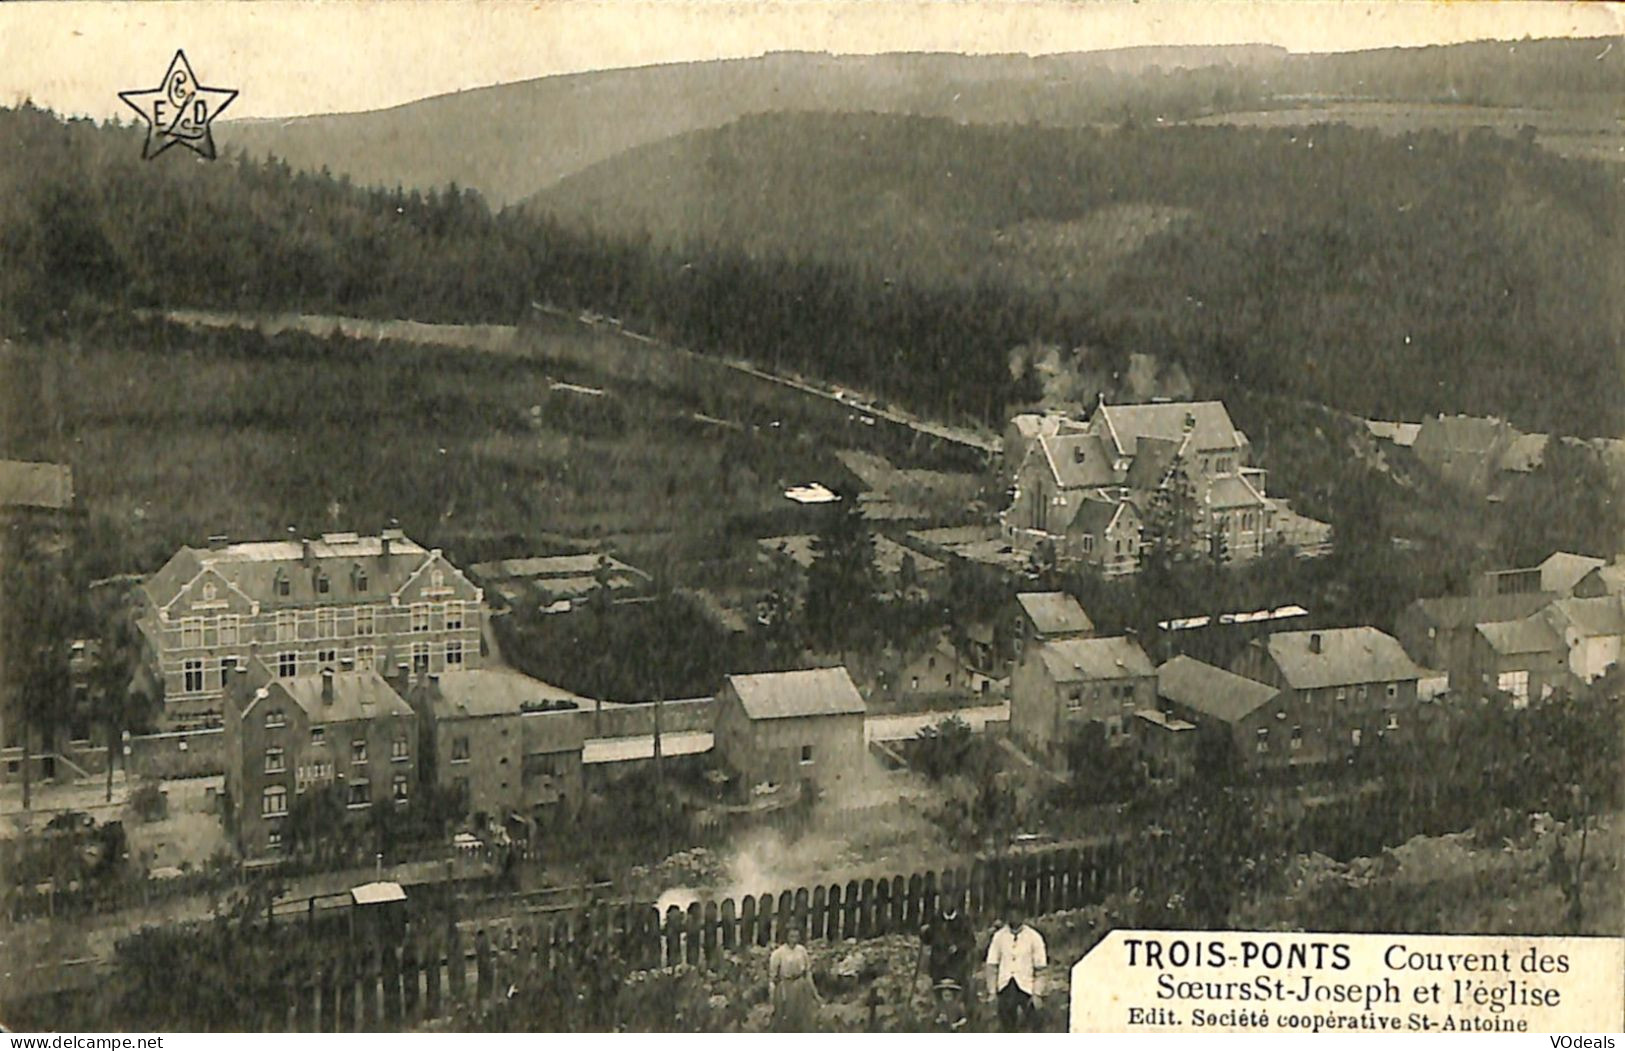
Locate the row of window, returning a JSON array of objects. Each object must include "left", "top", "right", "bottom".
[
  {"left": 263, "top": 736, "right": 408, "bottom": 772},
  {"left": 177, "top": 602, "right": 473, "bottom": 648},
  {"left": 1254, "top": 714, "right": 1400, "bottom": 754},
  {"left": 180, "top": 639, "right": 466, "bottom": 693},
  {"left": 261, "top": 774, "right": 409, "bottom": 817},
  {"left": 1065, "top": 682, "right": 1139, "bottom": 710}
]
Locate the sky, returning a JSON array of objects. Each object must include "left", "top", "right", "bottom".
[{"left": 0, "top": 0, "right": 1619, "bottom": 121}]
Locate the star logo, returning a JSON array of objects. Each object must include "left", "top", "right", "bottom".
[{"left": 118, "top": 50, "right": 237, "bottom": 160}]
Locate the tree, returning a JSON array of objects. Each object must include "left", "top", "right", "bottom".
[
  {"left": 801, "top": 493, "right": 877, "bottom": 652},
  {"left": 0, "top": 528, "right": 76, "bottom": 810}
]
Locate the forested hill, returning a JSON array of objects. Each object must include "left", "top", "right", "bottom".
[
  {"left": 2, "top": 102, "right": 1620, "bottom": 439},
  {"left": 219, "top": 37, "right": 1622, "bottom": 209},
  {"left": 531, "top": 110, "right": 1624, "bottom": 436}
]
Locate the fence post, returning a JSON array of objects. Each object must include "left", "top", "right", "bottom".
[
  {"left": 720, "top": 897, "right": 738, "bottom": 951},
  {"left": 873, "top": 878, "right": 892, "bottom": 936},
  {"left": 793, "top": 887, "right": 810, "bottom": 941},
  {"left": 702, "top": 900, "right": 720, "bottom": 966},
  {"left": 446, "top": 925, "right": 466, "bottom": 1003},
  {"left": 824, "top": 884, "right": 843, "bottom": 942},
  {"left": 665, "top": 905, "right": 685, "bottom": 967},
  {"left": 809, "top": 886, "right": 826, "bottom": 941},
  {"left": 889, "top": 875, "right": 907, "bottom": 931},
  {"left": 685, "top": 901, "right": 704, "bottom": 964},
  {"left": 905, "top": 873, "right": 924, "bottom": 929},
  {"left": 757, "top": 893, "right": 774, "bottom": 947},
  {"left": 856, "top": 878, "right": 875, "bottom": 938},
  {"left": 842, "top": 880, "right": 861, "bottom": 939},
  {"left": 739, "top": 895, "right": 757, "bottom": 951}
]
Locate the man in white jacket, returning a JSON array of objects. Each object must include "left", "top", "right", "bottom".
[{"left": 984, "top": 905, "right": 1047, "bottom": 1031}]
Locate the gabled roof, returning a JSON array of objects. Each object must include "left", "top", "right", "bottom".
[
  {"left": 1577, "top": 564, "right": 1625, "bottom": 597},
  {"left": 0, "top": 460, "right": 73, "bottom": 510},
  {"left": 1069, "top": 490, "right": 1137, "bottom": 539},
  {"left": 1036, "top": 637, "right": 1155, "bottom": 683},
  {"left": 143, "top": 532, "right": 445, "bottom": 609},
  {"left": 426, "top": 669, "right": 583, "bottom": 719},
  {"left": 1477, "top": 617, "right": 1565, "bottom": 656},
  {"left": 268, "top": 670, "right": 415, "bottom": 725},
  {"left": 727, "top": 668, "right": 867, "bottom": 720},
  {"left": 1208, "top": 473, "right": 1267, "bottom": 510},
  {"left": 1538, "top": 552, "right": 1606, "bottom": 596},
  {"left": 1038, "top": 433, "right": 1118, "bottom": 489},
  {"left": 1094, "top": 401, "right": 1242, "bottom": 457},
  {"left": 1498, "top": 433, "right": 1550, "bottom": 473},
  {"left": 1263, "top": 627, "right": 1421, "bottom": 689},
  {"left": 1016, "top": 592, "right": 1094, "bottom": 637},
  {"left": 470, "top": 553, "right": 648, "bottom": 582},
  {"left": 1405, "top": 591, "right": 1557, "bottom": 631},
  {"left": 1009, "top": 413, "right": 1069, "bottom": 441},
  {"left": 1158, "top": 655, "right": 1279, "bottom": 723},
  {"left": 1545, "top": 595, "right": 1625, "bottom": 638}
]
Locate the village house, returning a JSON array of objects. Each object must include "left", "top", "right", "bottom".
[
  {"left": 1541, "top": 595, "right": 1625, "bottom": 684},
  {"left": 223, "top": 661, "right": 418, "bottom": 858},
  {"left": 1230, "top": 627, "right": 1422, "bottom": 753},
  {"left": 1010, "top": 591, "right": 1094, "bottom": 664},
  {"left": 866, "top": 631, "right": 986, "bottom": 705},
  {"left": 1468, "top": 617, "right": 1571, "bottom": 707},
  {"left": 1474, "top": 551, "right": 1606, "bottom": 599},
  {"left": 1411, "top": 414, "right": 1517, "bottom": 493},
  {"left": 999, "top": 400, "right": 1313, "bottom": 573},
  {"left": 406, "top": 668, "right": 587, "bottom": 842},
  {"left": 135, "top": 529, "right": 486, "bottom": 731},
  {"left": 469, "top": 552, "right": 651, "bottom": 614},
  {"left": 1009, "top": 635, "right": 1156, "bottom": 762},
  {"left": 1152, "top": 655, "right": 1323, "bottom": 769},
  {"left": 713, "top": 668, "right": 868, "bottom": 801},
  {"left": 1393, "top": 591, "right": 1556, "bottom": 693}
]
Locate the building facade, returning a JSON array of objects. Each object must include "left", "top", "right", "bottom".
[
  {"left": 137, "top": 530, "right": 486, "bottom": 730},
  {"left": 1229, "top": 627, "right": 1422, "bottom": 755},
  {"left": 223, "top": 663, "right": 418, "bottom": 858},
  {"left": 713, "top": 668, "right": 868, "bottom": 801},
  {"left": 1009, "top": 636, "right": 1156, "bottom": 761}
]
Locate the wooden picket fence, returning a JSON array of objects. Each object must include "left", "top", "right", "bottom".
[{"left": 260, "top": 841, "right": 1154, "bottom": 1031}]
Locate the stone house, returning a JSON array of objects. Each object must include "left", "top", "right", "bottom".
[
  {"left": 713, "top": 668, "right": 868, "bottom": 801},
  {"left": 1009, "top": 636, "right": 1156, "bottom": 761}
]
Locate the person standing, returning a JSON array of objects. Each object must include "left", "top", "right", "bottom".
[
  {"left": 918, "top": 876, "right": 976, "bottom": 1028},
  {"left": 768, "top": 924, "right": 821, "bottom": 1031},
  {"left": 984, "top": 906, "right": 1046, "bottom": 1031}
]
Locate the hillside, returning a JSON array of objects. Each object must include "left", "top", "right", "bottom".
[
  {"left": 220, "top": 46, "right": 1286, "bottom": 209},
  {"left": 530, "top": 110, "right": 1624, "bottom": 435},
  {"left": 218, "top": 37, "right": 1621, "bottom": 208}
]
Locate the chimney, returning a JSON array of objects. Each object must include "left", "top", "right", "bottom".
[
  {"left": 208, "top": 533, "right": 230, "bottom": 551},
  {"left": 302, "top": 538, "right": 315, "bottom": 567},
  {"left": 380, "top": 533, "right": 392, "bottom": 563},
  {"left": 1183, "top": 413, "right": 1196, "bottom": 433},
  {"left": 1073, "top": 445, "right": 1086, "bottom": 464},
  {"left": 321, "top": 667, "right": 335, "bottom": 704},
  {"left": 1309, "top": 632, "right": 1323, "bottom": 655}
]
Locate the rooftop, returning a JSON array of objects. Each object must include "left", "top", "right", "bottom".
[
  {"left": 470, "top": 553, "right": 647, "bottom": 582},
  {"left": 1406, "top": 591, "right": 1557, "bottom": 630},
  {"left": 727, "top": 667, "right": 867, "bottom": 721},
  {"left": 1262, "top": 627, "right": 1421, "bottom": 689},
  {"left": 1158, "top": 655, "right": 1281, "bottom": 723},
  {"left": 1036, "top": 636, "right": 1155, "bottom": 683},
  {"left": 1016, "top": 592, "right": 1094, "bottom": 637},
  {"left": 144, "top": 530, "right": 441, "bottom": 609},
  {"left": 1093, "top": 401, "right": 1242, "bottom": 458},
  {"left": 1038, "top": 433, "right": 1119, "bottom": 489},
  {"left": 1538, "top": 552, "right": 1607, "bottom": 596},
  {"left": 0, "top": 460, "right": 73, "bottom": 510},
  {"left": 1477, "top": 617, "right": 1565, "bottom": 656},
  {"left": 1546, "top": 595, "right": 1625, "bottom": 638},
  {"left": 261, "top": 669, "right": 415, "bottom": 725},
  {"left": 425, "top": 668, "right": 584, "bottom": 720}
]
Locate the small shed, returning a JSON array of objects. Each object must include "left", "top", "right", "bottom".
[{"left": 350, "top": 880, "right": 408, "bottom": 941}]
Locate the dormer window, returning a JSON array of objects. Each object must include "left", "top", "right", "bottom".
[
  {"left": 353, "top": 565, "right": 369, "bottom": 593},
  {"left": 316, "top": 573, "right": 331, "bottom": 595},
  {"left": 275, "top": 571, "right": 291, "bottom": 598}
]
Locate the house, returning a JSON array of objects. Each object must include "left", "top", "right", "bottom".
[
  {"left": 1011, "top": 591, "right": 1094, "bottom": 665},
  {"left": 223, "top": 662, "right": 418, "bottom": 858},
  {"left": 1393, "top": 591, "right": 1557, "bottom": 692},
  {"left": 1573, "top": 560, "right": 1625, "bottom": 599},
  {"left": 136, "top": 529, "right": 486, "bottom": 731},
  {"left": 1364, "top": 421, "right": 1421, "bottom": 448},
  {"left": 1469, "top": 617, "right": 1570, "bottom": 707},
  {"left": 1002, "top": 413, "right": 1082, "bottom": 481},
  {"left": 1230, "top": 627, "right": 1422, "bottom": 752},
  {"left": 1009, "top": 636, "right": 1156, "bottom": 761},
  {"left": 999, "top": 399, "right": 1320, "bottom": 573},
  {"left": 870, "top": 632, "right": 984, "bottom": 705},
  {"left": 1541, "top": 595, "right": 1625, "bottom": 684},
  {"left": 406, "top": 668, "right": 586, "bottom": 839},
  {"left": 1474, "top": 552, "right": 1607, "bottom": 599},
  {"left": 1153, "top": 655, "right": 1316, "bottom": 768},
  {"left": 1411, "top": 414, "right": 1516, "bottom": 493},
  {"left": 713, "top": 668, "right": 868, "bottom": 800}
]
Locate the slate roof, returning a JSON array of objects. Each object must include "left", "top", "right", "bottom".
[
  {"left": 144, "top": 532, "right": 441, "bottom": 610},
  {"left": 1157, "top": 655, "right": 1280, "bottom": 723},
  {"left": 470, "top": 554, "right": 647, "bottom": 581},
  {"left": 1538, "top": 552, "right": 1607, "bottom": 596},
  {"left": 1477, "top": 617, "right": 1564, "bottom": 656},
  {"left": 1016, "top": 592, "right": 1094, "bottom": 637},
  {"left": 1038, "top": 433, "right": 1119, "bottom": 489},
  {"left": 727, "top": 668, "right": 867, "bottom": 721},
  {"left": 427, "top": 669, "right": 583, "bottom": 720},
  {"left": 1095, "top": 401, "right": 1242, "bottom": 457},
  {"left": 1036, "top": 637, "right": 1155, "bottom": 683},
  {"left": 260, "top": 670, "right": 415, "bottom": 724},
  {"left": 1208, "top": 473, "right": 1268, "bottom": 509},
  {"left": 1262, "top": 627, "right": 1422, "bottom": 689},
  {"left": 0, "top": 460, "right": 73, "bottom": 510},
  {"left": 1406, "top": 591, "right": 1557, "bottom": 630}
]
